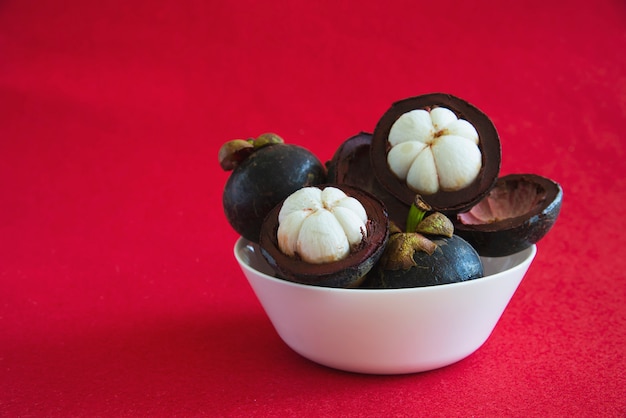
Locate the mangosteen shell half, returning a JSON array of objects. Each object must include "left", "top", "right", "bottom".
[
  {"left": 454, "top": 174, "right": 563, "bottom": 257},
  {"left": 363, "top": 234, "right": 484, "bottom": 289},
  {"left": 370, "top": 93, "right": 501, "bottom": 215},
  {"left": 259, "top": 184, "right": 389, "bottom": 288},
  {"left": 223, "top": 143, "right": 326, "bottom": 243},
  {"left": 326, "top": 132, "right": 411, "bottom": 230}
]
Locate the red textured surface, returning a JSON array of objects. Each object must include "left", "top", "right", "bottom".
[{"left": 1, "top": 1, "right": 625, "bottom": 416}]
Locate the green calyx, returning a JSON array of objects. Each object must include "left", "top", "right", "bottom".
[
  {"left": 219, "top": 133, "right": 284, "bottom": 171},
  {"left": 406, "top": 203, "right": 426, "bottom": 234},
  {"left": 405, "top": 195, "right": 454, "bottom": 236},
  {"left": 379, "top": 196, "right": 454, "bottom": 271},
  {"left": 249, "top": 133, "right": 284, "bottom": 149}
]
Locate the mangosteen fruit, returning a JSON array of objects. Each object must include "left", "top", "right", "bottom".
[
  {"left": 455, "top": 174, "right": 563, "bottom": 257},
  {"left": 221, "top": 133, "right": 326, "bottom": 243},
  {"left": 370, "top": 93, "right": 501, "bottom": 215},
  {"left": 326, "top": 132, "right": 411, "bottom": 231},
  {"left": 259, "top": 184, "right": 389, "bottom": 288},
  {"left": 364, "top": 196, "right": 483, "bottom": 289}
]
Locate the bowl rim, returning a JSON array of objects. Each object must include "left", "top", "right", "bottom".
[{"left": 234, "top": 237, "right": 537, "bottom": 294}]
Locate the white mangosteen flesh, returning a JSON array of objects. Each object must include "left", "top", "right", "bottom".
[
  {"left": 277, "top": 186, "right": 368, "bottom": 264},
  {"left": 387, "top": 107, "right": 482, "bottom": 195}
]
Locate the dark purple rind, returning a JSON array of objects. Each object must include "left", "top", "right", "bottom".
[
  {"left": 454, "top": 174, "right": 563, "bottom": 257},
  {"left": 223, "top": 144, "right": 326, "bottom": 243},
  {"left": 259, "top": 184, "right": 389, "bottom": 288},
  {"left": 370, "top": 93, "right": 501, "bottom": 214},
  {"left": 363, "top": 235, "right": 483, "bottom": 289}
]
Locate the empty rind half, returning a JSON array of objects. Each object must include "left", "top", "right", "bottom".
[{"left": 454, "top": 174, "right": 563, "bottom": 256}]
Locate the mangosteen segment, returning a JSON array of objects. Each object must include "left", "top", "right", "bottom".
[
  {"left": 371, "top": 93, "right": 501, "bottom": 214},
  {"left": 259, "top": 184, "right": 389, "bottom": 288},
  {"left": 455, "top": 174, "right": 563, "bottom": 257}
]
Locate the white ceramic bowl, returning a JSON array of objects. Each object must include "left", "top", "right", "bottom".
[{"left": 234, "top": 237, "right": 536, "bottom": 375}]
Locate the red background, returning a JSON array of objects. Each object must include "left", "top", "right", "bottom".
[{"left": 1, "top": 0, "right": 625, "bottom": 416}]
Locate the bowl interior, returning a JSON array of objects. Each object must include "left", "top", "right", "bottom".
[{"left": 235, "top": 238, "right": 535, "bottom": 291}]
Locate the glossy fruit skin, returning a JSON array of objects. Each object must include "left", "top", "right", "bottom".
[
  {"left": 364, "top": 235, "right": 483, "bottom": 288},
  {"left": 454, "top": 174, "right": 563, "bottom": 257},
  {"left": 223, "top": 144, "right": 326, "bottom": 243}
]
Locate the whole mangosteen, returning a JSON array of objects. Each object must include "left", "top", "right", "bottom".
[
  {"left": 220, "top": 133, "right": 326, "bottom": 243},
  {"left": 259, "top": 184, "right": 389, "bottom": 288},
  {"left": 454, "top": 174, "right": 563, "bottom": 256},
  {"left": 364, "top": 196, "right": 483, "bottom": 289}
]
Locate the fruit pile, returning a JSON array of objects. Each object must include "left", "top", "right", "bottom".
[{"left": 219, "top": 93, "right": 563, "bottom": 288}]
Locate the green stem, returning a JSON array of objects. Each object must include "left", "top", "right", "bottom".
[{"left": 406, "top": 203, "right": 427, "bottom": 233}]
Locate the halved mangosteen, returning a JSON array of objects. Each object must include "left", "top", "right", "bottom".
[
  {"left": 370, "top": 93, "right": 501, "bottom": 214},
  {"left": 259, "top": 184, "right": 389, "bottom": 288},
  {"left": 454, "top": 174, "right": 563, "bottom": 257}
]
